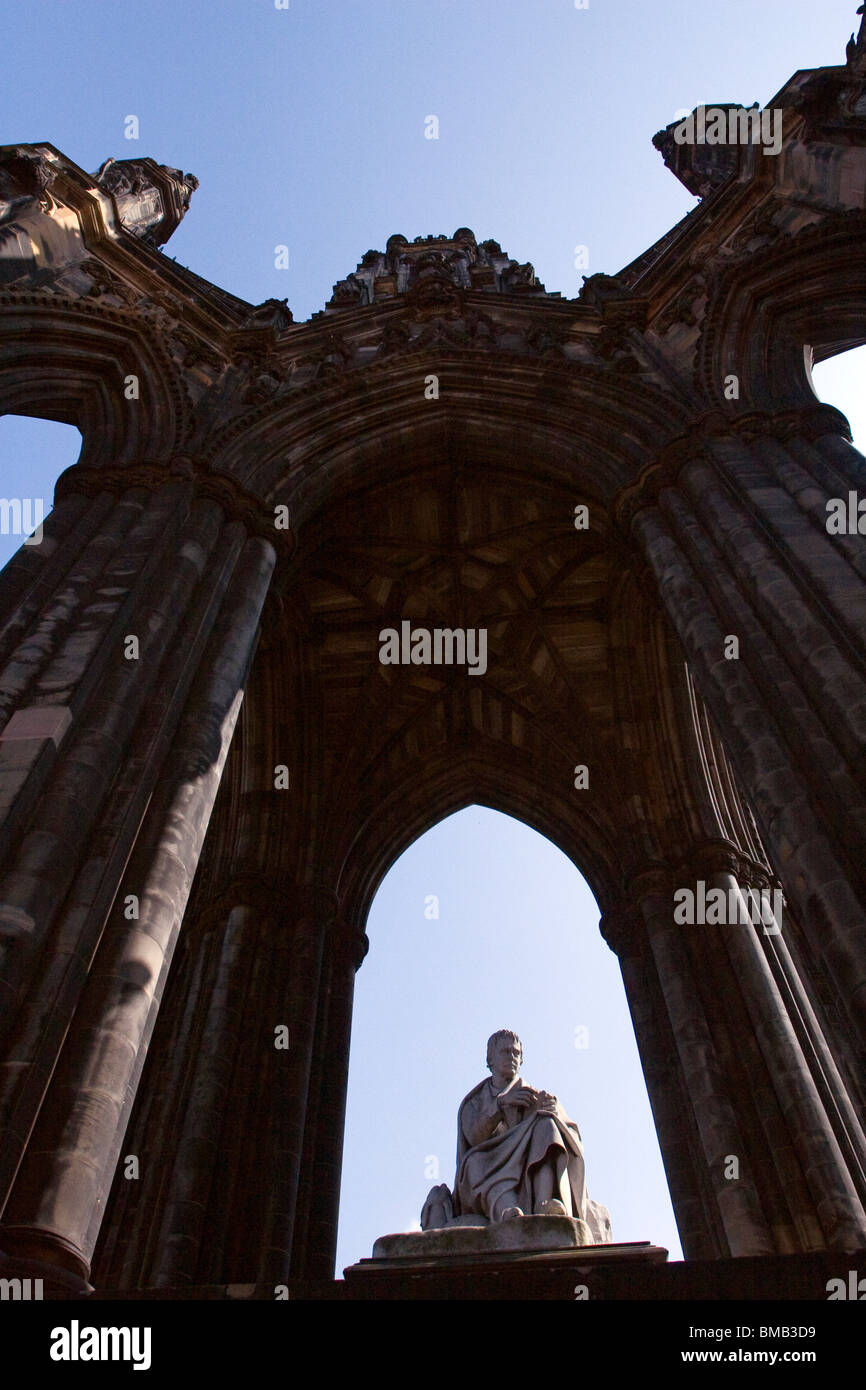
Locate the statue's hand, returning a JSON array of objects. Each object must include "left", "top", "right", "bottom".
[
  {"left": 499, "top": 1085, "right": 537, "bottom": 1109},
  {"left": 535, "top": 1090, "right": 558, "bottom": 1111}
]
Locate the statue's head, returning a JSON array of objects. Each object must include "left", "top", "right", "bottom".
[{"left": 486, "top": 1029, "right": 523, "bottom": 1073}]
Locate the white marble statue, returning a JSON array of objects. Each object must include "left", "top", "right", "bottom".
[{"left": 422, "top": 1029, "right": 611, "bottom": 1242}]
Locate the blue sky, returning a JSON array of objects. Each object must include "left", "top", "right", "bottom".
[{"left": 1, "top": 0, "right": 865, "bottom": 1278}]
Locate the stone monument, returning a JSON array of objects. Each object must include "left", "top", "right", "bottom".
[
  {"left": 2, "top": 12, "right": 866, "bottom": 1296},
  {"left": 371, "top": 1030, "right": 611, "bottom": 1261}
]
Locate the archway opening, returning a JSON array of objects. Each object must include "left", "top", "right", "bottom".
[
  {"left": 0, "top": 414, "right": 81, "bottom": 570},
  {"left": 809, "top": 344, "right": 866, "bottom": 448},
  {"left": 336, "top": 805, "right": 682, "bottom": 1274}
]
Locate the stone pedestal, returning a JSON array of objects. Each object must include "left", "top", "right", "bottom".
[
  {"left": 343, "top": 1237, "right": 669, "bottom": 1299},
  {"left": 370, "top": 1213, "right": 594, "bottom": 1263}
]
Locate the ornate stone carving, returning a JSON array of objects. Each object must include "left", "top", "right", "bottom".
[
  {"left": 0, "top": 148, "right": 57, "bottom": 220},
  {"left": 653, "top": 275, "right": 708, "bottom": 336},
  {"left": 79, "top": 257, "right": 138, "bottom": 306},
  {"left": 327, "top": 227, "right": 556, "bottom": 309},
  {"left": 847, "top": 4, "right": 866, "bottom": 72},
  {"left": 652, "top": 110, "right": 742, "bottom": 199},
  {"left": 169, "top": 325, "right": 227, "bottom": 378},
  {"left": 593, "top": 325, "right": 641, "bottom": 372},
  {"left": 363, "top": 303, "right": 567, "bottom": 364},
  {"left": 294, "top": 331, "right": 355, "bottom": 378},
  {"left": 404, "top": 273, "right": 463, "bottom": 318},
  {"left": 376, "top": 317, "right": 412, "bottom": 357},
  {"left": 724, "top": 196, "right": 786, "bottom": 255},
  {"left": 329, "top": 274, "right": 367, "bottom": 307},
  {"left": 240, "top": 298, "right": 293, "bottom": 332},
  {"left": 524, "top": 321, "right": 569, "bottom": 356},
  {"left": 499, "top": 260, "right": 538, "bottom": 292},
  {"left": 578, "top": 272, "right": 631, "bottom": 309},
  {"left": 330, "top": 920, "right": 370, "bottom": 971},
  {"left": 240, "top": 370, "right": 287, "bottom": 404},
  {"left": 94, "top": 156, "right": 198, "bottom": 246}
]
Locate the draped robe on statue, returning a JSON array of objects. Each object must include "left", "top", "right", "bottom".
[{"left": 453, "top": 1073, "right": 610, "bottom": 1239}]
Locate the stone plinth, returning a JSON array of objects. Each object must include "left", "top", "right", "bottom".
[
  {"left": 371, "top": 1214, "right": 593, "bottom": 1263},
  {"left": 344, "top": 1239, "right": 669, "bottom": 1299}
]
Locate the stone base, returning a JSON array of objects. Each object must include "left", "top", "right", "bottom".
[
  {"left": 27, "top": 1245, "right": 866, "bottom": 1300},
  {"left": 339, "top": 1245, "right": 866, "bottom": 1301},
  {"left": 0, "top": 1245, "right": 93, "bottom": 1297},
  {"left": 345, "top": 1238, "right": 668, "bottom": 1296},
  {"left": 371, "top": 1214, "right": 593, "bottom": 1262}
]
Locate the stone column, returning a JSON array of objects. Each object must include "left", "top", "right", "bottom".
[
  {"left": 701, "top": 860, "right": 866, "bottom": 1250},
  {"left": 631, "top": 869, "right": 775, "bottom": 1256},
  {"left": 91, "top": 887, "right": 286, "bottom": 1291},
  {"left": 677, "top": 452, "right": 866, "bottom": 772},
  {"left": 632, "top": 504, "right": 866, "bottom": 1045},
  {"left": 257, "top": 885, "right": 334, "bottom": 1287},
  {"left": 600, "top": 903, "right": 723, "bottom": 1259},
  {"left": 0, "top": 493, "right": 249, "bottom": 1212},
  {"left": 750, "top": 428, "right": 866, "bottom": 585},
  {"left": 149, "top": 904, "right": 254, "bottom": 1287},
  {"left": 736, "top": 855, "right": 866, "bottom": 1206},
  {"left": 293, "top": 917, "right": 369, "bottom": 1281},
  {"left": 0, "top": 532, "right": 275, "bottom": 1282},
  {"left": 659, "top": 477, "right": 865, "bottom": 887},
  {"left": 0, "top": 491, "right": 111, "bottom": 674},
  {"left": 0, "top": 480, "right": 220, "bottom": 1026},
  {"left": 710, "top": 429, "right": 866, "bottom": 667},
  {"left": 814, "top": 430, "right": 866, "bottom": 492}
]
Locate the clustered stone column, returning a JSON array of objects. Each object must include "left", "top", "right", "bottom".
[
  {"left": 0, "top": 463, "right": 276, "bottom": 1286},
  {"left": 148, "top": 903, "right": 255, "bottom": 1288},
  {"left": 629, "top": 415, "right": 866, "bottom": 1041},
  {"left": 631, "top": 866, "right": 776, "bottom": 1257},
  {"left": 257, "top": 884, "right": 335, "bottom": 1286},
  {"left": 87, "top": 880, "right": 369, "bottom": 1290},
  {"left": 292, "top": 918, "right": 369, "bottom": 1282},
  {"left": 600, "top": 902, "right": 724, "bottom": 1259},
  {"left": 613, "top": 404, "right": 866, "bottom": 1255},
  {"left": 604, "top": 847, "right": 866, "bottom": 1257},
  {"left": 90, "top": 888, "right": 283, "bottom": 1289}
]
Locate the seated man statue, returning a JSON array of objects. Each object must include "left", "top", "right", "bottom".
[{"left": 421, "top": 1029, "right": 611, "bottom": 1242}]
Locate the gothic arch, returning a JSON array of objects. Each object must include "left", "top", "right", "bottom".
[
  {"left": 0, "top": 295, "right": 191, "bottom": 466},
  {"left": 211, "top": 353, "right": 696, "bottom": 520},
  {"left": 3, "top": 17, "right": 866, "bottom": 1293},
  {"left": 697, "top": 210, "right": 866, "bottom": 408}
]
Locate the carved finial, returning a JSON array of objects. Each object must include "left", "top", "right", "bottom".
[
  {"left": 847, "top": 3, "right": 866, "bottom": 67},
  {"left": 324, "top": 229, "right": 552, "bottom": 310},
  {"left": 93, "top": 156, "right": 198, "bottom": 245}
]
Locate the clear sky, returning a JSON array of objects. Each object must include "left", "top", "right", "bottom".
[{"left": 1, "top": 0, "right": 865, "bottom": 1279}]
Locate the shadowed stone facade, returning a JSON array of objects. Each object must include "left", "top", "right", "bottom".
[{"left": 1, "top": 14, "right": 865, "bottom": 1298}]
